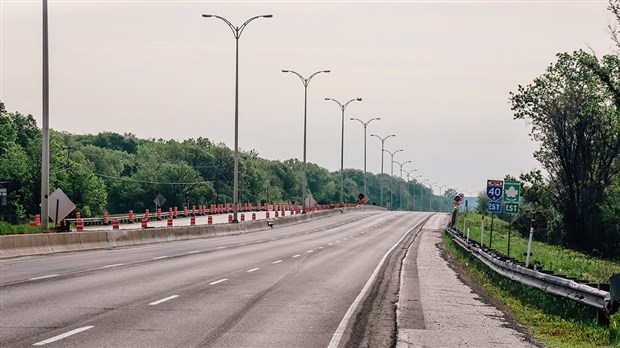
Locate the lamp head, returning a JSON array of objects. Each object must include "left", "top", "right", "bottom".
[
  {"left": 263, "top": 14, "right": 274, "bottom": 18},
  {"left": 356, "top": 98, "right": 362, "bottom": 101},
  {"left": 282, "top": 70, "right": 289, "bottom": 73},
  {"left": 323, "top": 70, "right": 331, "bottom": 73},
  {"left": 202, "top": 14, "right": 213, "bottom": 18}
]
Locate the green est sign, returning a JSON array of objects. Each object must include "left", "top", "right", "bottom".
[{"left": 503, "top": 180, "right": 521, "bottom": 214}]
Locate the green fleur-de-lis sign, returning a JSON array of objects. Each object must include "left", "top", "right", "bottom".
[{"left": 503, "top": 181, "right": 521, "bottom": 204}]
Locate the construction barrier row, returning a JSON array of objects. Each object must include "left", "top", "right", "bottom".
[{"left": 1, "top": 207, "right": 371, "bottom": 259}]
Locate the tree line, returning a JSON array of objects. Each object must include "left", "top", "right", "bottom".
[
  {"left": 481, "top": 1, "right": 620, "bottom": 259},
  {"left": 0, "top": 102, "right": 454, "bottom": 224}
]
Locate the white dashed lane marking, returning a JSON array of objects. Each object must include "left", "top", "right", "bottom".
[
  {"left": 28, "top": 274, "right": 59, "bottom": 281},
  {"left": 292, "top": 254, "right": 301, "bottom": 258},
  {"left": 210, "top": 279, "right": 228, "bottom": 285},
  {"left": 149, "top": 295, "right": 179, "bottom": 306},
  {"left": 247, "top": 268, "right": 260, "bottom": 273},
  {"left": 33, "top": 326, "right": 94, "bottom": 346},
  {"left": 153, "top": 256, "right": 168, "bottom": 260},
  {"left": 272, "top": 260, "right": 283, "bottom": 264},
  {"left": 101, "top": 264, "right": 124, "bottom": 269},
  {"left": 187, "top": 251, "right": 200, "bottom": 254}
]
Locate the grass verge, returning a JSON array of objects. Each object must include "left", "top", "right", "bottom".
[
  {"left": 443, "top": 232, "right": 619, "bottom": 347},
  {"left": 0, "top": 221, "right": 44, "bottom": 235}
]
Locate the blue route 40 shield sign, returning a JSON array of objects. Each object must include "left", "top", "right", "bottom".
[{"left": 486, "top": 179, "right": 504, "bottom": 201}]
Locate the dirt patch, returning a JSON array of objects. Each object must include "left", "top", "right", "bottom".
[{"left": 438, "top": 236, "right": 544, "bottom": 348}]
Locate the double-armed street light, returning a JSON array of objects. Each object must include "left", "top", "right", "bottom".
[
  {"left": 370, "top": 134, "right": 396, "bottom": 208},
  {"left": 202, "top": 13, "right": 273, "bottom": 223},
  {"left": 438, "top": 184, "right": 447, "bottom": 211},
  {"left": 429, "top": 182, "right": 437, "bottom": 211},
  {"left": 350, "top": 117, "right": 380, "bottom": 202},
  {"left": 394, "top": 160, "right": 411, "bottom": 210},
  {"left": 384, "top": 149, "right": 403, "bottom": 210},
  {"left": 404, "top": 169, "right": 417, "bottom": 211},
  {"left": 420, "top": 179, "right": 429, "bottom": 211},
  {"left": 282, "top": 69, "right": 330, "bottom": 213},
  {"left": 325, "top": 97, "right": 362, "bottom": 209}
]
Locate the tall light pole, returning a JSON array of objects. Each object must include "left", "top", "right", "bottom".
[
  {"left": 325, "top": 97, "right": 362, "bottom": 209},
  {"left": 202, "top": 13, "right": 273, "bottom": 223},
  {"left": 411, "top": 174, "right": 422, "bottom": 211},
  {"left": 394, "top": 160, "right": 411, "bottom": 210},
  {"left": 282, "top": 69, "right": 330, "bottom": 213},
  {"left": 404, "top": 169, "right": 417, "bottom": 211},
  {"left": 420, "top": 179, "right": 429, "bottom": 212},
  {"left": 350, "top": 117, "right": 380, "bottom": 201},
  {"left": 438, "top": 184, "right": 447, "bottom": 211},
  {"left": 429, "top": 182, "right": 437, "bottom": 212},
  {"left": 370, "top": 134, "right": 396, "bottom": 207},
  {"left": 384, "top": 149, "right": 403, "bottom": 210},
  {"left": 41, "top": 0, "right": 50, "bottom": 229}
]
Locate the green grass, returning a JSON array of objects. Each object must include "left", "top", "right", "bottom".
[
  {"left": 0, "top": 221, "right": 44, "bottom": 235},
  {"left": 444, "top": 222, "right": 620, "bottom": 347},
  {"left": 455, "top": 212, "right": 620, "bottom": 283}
]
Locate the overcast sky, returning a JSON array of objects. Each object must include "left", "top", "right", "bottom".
[{"left": 1, "top": 0, "right": 616, "bottom": 195}]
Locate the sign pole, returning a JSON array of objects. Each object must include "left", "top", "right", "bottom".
[
  {"left": 480, "top": 214, "right": 485, "bottom": 247},
  {"left": 507, "top": 215, "right": 513, "bottom": 257},
  {"left": 489, "top": 213, "right": 495, "bottom": 248}
]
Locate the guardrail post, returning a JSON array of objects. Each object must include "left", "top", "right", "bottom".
[{"left": 526, "top": 212, "right": 536, "bottom": 268}]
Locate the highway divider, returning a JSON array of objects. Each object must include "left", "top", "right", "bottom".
[{"left": 0, "top": 206, "right": 374, "bottom": 259}]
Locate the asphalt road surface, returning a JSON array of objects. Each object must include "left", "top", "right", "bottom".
[{"left": 1, "top": 210, "right": 432, "bottom": 347}]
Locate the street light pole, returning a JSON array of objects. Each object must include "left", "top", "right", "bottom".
[
  {"left": 384, "top": 149, "right": 403, "bottom": 210},
  {"left": 325, "top": 97, "right": 362, "bottom": 209},
  {"left": 40, "top": 0, "right": 50, "bottom": 229},
  {"left": 394, "top": 160, "right": 411, "bottom": 210},
  {"left": 282, "top": 69, "right": 330, "bottom": 213},
  {"left": 420, "top": 179, "right": 429, "bottom": 212},
  {"left": 404, "top": 169, "right": 417, "bottom": 211},
  {"left": 412, "top": 174, "right": 422, "bottom": 211},
  {"left": 370, "top": 134, "right": 396, "bottom": 208},
  {"left": 202, "top": 13, "right": 273, "bottom": 223},
  {"left": 438, "top": 184, "right": 446, "bottom": 212},
  {"left": 429, "top": 182, "right": 437, "bottom": 212},
  {"left": 350, "top": 117, "right": 380, "bottom": 201}
]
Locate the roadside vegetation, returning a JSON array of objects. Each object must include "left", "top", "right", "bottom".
[{"left": 443, "top": 228, "right": 620, "bottom": 347}]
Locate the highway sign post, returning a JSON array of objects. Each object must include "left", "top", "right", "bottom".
[{"left": 486, "top": 179, "right": 503, "bottom": 202}]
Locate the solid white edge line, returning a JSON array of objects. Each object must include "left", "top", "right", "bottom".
[
  {"left": 149, "top": 295, "right": 179, "bottom": 306},
  {"left": 209, "top": 278, "right": 228, "bottom": 285},
  {"left": 101, "top": 263, "right": 124, "bottom": 269},
  {"left": 327, "top": 218, "right": 427, "bottom": 348},
  {"left": 272, "top": 260, "right": 283, "bottom": 264},
  {"left": 28, "top": 274, "right": 59, "bottom": 281},
  {"left": 246, "top": 268, "right": 260, "bottom": 273},
  {"left": 33, "top": 326, "right": 94, "bottom": 346}
]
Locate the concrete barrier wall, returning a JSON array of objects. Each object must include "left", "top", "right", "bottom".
[
  {"left": 0, "top": 235, "right": 18, "bottom": 258},
  {"left": 13, "top": 234, "right": 53, "bottom": 257},
  {"left": 0, "top": 207, "right": 359, "bottom": 259},
  {"left": 49, "top": 233, "right": 83, "bottom": 253}
]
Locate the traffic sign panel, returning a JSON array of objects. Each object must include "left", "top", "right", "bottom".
[
  {"left": 488, "top": 201, "right": 502, "bottom": 213},
  {"left": 503, "top": 181, "right": 521, "bottom": 204},
  {"left": 487, "top": 180, "right": 503, "bottom": 201},
  {"left": 504, "top": 203, "right": 519, "bottom": 214}
]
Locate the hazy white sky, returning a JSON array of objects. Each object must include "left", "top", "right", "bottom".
[{"left": 1, "top": 0, "right": 616, "bottom": 195}]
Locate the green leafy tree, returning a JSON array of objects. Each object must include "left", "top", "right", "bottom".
[{"left": 511, "top": 50, "right": 620, "bottom": 255}]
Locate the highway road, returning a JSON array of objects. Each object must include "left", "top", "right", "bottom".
[{"left": 0, "top": 210, "right": 434, "bottom": 347}]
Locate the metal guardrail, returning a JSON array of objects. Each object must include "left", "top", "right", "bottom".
[{"left": 446, "top": 226, "right": 617, "bottom": 317}]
